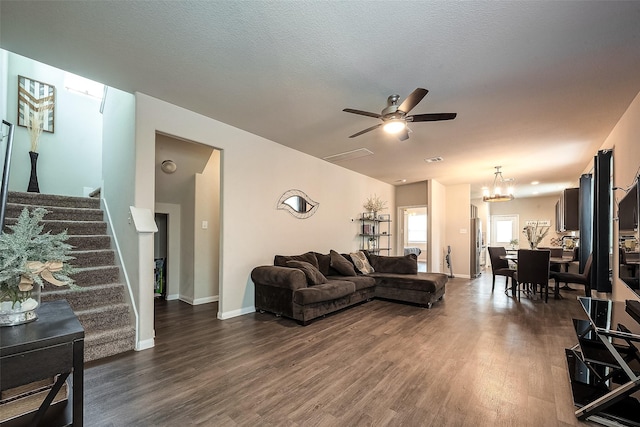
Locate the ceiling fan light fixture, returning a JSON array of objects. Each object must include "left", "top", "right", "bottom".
[{"left": 383, "top": 119, "right": 406, "bottom": 134}]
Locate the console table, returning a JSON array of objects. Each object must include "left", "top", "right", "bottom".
[
  {"left": 567, "top": 297, "right": 640, "bottom": 426},
  {"left": 1, "top": 300, "right": 84, "bottom": 426}
]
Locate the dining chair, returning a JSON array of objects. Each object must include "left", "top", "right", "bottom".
[
  {"left": 539, "top": 247, "right": 564, "bottom": 272},
  {"left": 550, "top": 253, "right": 593, "bottom": 298},
  {"left": 487, "top": 247, "right": 516, "bottom": 292},
  {"left": 513, "top": 249, "right": 551, "bottom": 302}
]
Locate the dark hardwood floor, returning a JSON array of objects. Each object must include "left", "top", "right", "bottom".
[{"left": 84, "top": 271, "right": 598, "bottom": 426}]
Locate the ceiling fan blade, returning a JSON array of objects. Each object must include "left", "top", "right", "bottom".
[
  {"left": 397, "top": 128, "right": 410, "bottom": 141},
  {"left": 348, "top": 123, "right": 382, "bottom": 138},
  {"left": 409, "top": 113, "right": 457, "bottom": 122},
  {"left": 343, "top": 108, "right": 382, "bottom": 119},
  {"left": 398, "top": 88, "right": 428, "bottom": 114}
]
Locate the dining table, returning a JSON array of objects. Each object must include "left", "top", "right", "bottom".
[{"left": 499, "top": 253, "right": 576, "bottom": 297}]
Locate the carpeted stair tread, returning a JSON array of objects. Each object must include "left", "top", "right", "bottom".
[
  {"left": 5, "top": 202, "right": 103, "bottom": 222},
  {"left": 7, "top": 191, "right": 100, "bottom": 209},
  {"left": 3, "top": 217, "right": 107, "bottom": 235},
  {"left": 68, "top": 265, "right": 120, "bottom": 287},
  {"left": 70, "top": 249, "right": 115, "bottom": 268},
  {"left": 67, "top": 235, "right": 112, "bottom": 251},
  {"left": 85, "top": 327, "right": 136, "bottom": 362},
  {"left": 41, "top": 283, "right": 126, "bottom": 310},
  {"left": 76, "top": 303, "right": 131, "bottom": 333}
]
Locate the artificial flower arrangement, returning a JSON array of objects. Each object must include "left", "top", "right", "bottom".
[
  {"left": 363, "top": 194, "right": 388, "bottom": 213},
  {"left": 522, "top": 222, "right": 550, "bottom": 250},
  {"left": 0, "top": 208, "right": 75, "bottom": 314}
]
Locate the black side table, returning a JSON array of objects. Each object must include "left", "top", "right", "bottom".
[{"left": 1, "top": 300, "right": 84, "bottom": 426}]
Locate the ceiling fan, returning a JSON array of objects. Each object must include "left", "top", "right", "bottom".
[{"left": 343, "top": 88, "right": 456, "bottom": 141}]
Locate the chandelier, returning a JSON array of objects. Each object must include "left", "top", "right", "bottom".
[{"left": 482, "top": 166, "right": 515, "bottom": 202}]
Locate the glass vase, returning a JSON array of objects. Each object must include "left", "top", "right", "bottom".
[{"left": 0, "top": 282, "right": 41, "bottom": 326}]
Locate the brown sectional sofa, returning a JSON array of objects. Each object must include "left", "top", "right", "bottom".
[{"left": 251, "top": 250, "right": 447, "bottom": 325}]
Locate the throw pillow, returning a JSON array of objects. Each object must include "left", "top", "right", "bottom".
[
  {"left": 274, "top": 252, "right": 319, "bottom": 268},
  {"left": 329, "top": 249, "right": 357, "bottom": 276},
  {"left": 350, "top": 251, "right": 375, "bottom": 274},
  {"left": 286, "top": 260, "right": 327, "bottom": 285},
  {"left": 368, "top": 253, "right": 418, "bottom": 274}
]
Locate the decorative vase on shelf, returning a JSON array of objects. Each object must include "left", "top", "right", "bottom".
[
  {"left": 0, "top": 281, "right": 41, "bottom": 326},
  {"left": 27, "top": 151, "right": 40, "bottom": 193}
]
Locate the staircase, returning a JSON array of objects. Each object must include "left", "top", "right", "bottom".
[{"left": 4, "top": 191, "right": 136, "bottom": 362}]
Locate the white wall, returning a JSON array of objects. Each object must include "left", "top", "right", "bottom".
[
  {"left": 133, "top": 93, "right": 394, "bottom": 344},
  {"left": 428, "top": 180, "right": 446, "bottom": 273},
  {"left": 445, "top": 184, "right": 471, "bottom": 277},
  {"left": 5, "top": 51, "right": 102, "bottom": 196},
  {"left": 596, "top": 90, "right": 640, "bottom": 302},
  {"left": 0, "top": 50, "right": 7, "bottom": 129},
  {"left": 101, "top": 87, "right": 148, "bottom": 347}
]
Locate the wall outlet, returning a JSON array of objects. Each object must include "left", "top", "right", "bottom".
[{"left": 202, "top": 221, "right": 208, "bottom": 229}]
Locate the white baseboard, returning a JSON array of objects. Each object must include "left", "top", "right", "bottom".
[
  {"left": 178, "top": 295, "right": 219, "bottom": 305},
  {"left": 165, "top": 293, "right": 179, "bottom": 301},
  {"left": 218, "top": 306, "right": 255, "bottom": 320},
  {"left": 136, "top": 337, "right": 155, "bottom": 351}
]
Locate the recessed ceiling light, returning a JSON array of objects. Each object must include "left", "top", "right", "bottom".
[
  {"left": 531, "top": 181, "right": 540, "bottom": 185},
  {"left": 424, "top": 156, "right": 444, "bottom": 163},
  {"left": 395, "top": 179, "right": 407, "bottom": 183}
]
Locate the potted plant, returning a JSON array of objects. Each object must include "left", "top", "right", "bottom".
[{"left": 0, "top": 207, "right": 75, "bottom": 326}]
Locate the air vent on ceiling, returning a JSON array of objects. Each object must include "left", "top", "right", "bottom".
[
  {"left": 323, "top": 148, "right": 374, "bottom": 163},
  {"left": 424, "top": 156, "right": 444, "bottom": 163}
]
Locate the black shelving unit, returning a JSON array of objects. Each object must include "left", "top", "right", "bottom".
[{"left": 360, "top": 213, "right": 392, "bottom": 255}]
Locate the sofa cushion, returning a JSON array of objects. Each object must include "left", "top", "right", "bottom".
[
  {"left": 350, "top": 251, "right": 375, "bottom": 274},
  {"left": 371, "top": 272, "right": 448, "bottom": 292},
  {"left": 330, "top": 250, "right": 357, "bottom": 276},
  {"left": 327, "top": 274, "right": 375, "bottom": 291},
  {"left": 286, "top": 260, "right": 327, "bottom": 285},
  {"left": 293, "top": 280, "right": 356, "bottom": 305},
  {"left": 368, "top": 254, "right": 418, "bottom": 274},
  {"left": 313, "top": 252, "right": 332, "bottom": 276},
  {"left": 274, "top": 252, "right": 319, "bottom": 269}
]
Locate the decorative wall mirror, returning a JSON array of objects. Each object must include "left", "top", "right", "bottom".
[{"left": 277, "top": 189, "right": 318, "bottom": 219}]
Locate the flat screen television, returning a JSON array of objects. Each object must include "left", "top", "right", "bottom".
[{"left": 619, "top": 181, "right": 639, "bottom": 293}]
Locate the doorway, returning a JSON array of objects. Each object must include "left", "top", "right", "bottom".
[{"left": 399, "top": 206, "right": 428, "bottom": 272}]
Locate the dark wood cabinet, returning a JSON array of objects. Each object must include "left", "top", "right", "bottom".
[{"left": 557, "top": 188, "right": 579, "bottom": 232}]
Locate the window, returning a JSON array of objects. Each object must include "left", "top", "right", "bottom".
[
  {"left": 490, "top": 214, "right": 519, "bottom": 246},
  {"left": 64, "top": 72, "right": 105, "bottom": 100},
  {"left": 407, "top": 214, "right": 427, "bottom": 243}
]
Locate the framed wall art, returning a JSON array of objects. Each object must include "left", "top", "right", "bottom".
[{"left": 18, "top": 75, "right": 56, "bottom": 133}]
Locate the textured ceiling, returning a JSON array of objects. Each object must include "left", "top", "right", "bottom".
[{"left": 2, "top": 1, "right": 640, "bottom": 199}]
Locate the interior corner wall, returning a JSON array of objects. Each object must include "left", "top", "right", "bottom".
[
  {"left": 598, "top": 90, "right": 640, "bottom": 302},
  {"left": 179, "top": 175, "right": 196, "bottom": 303},
  {"left": 5, "top": 52, "right": 102, "bottom": 196},
  {"left": 193, "top": 150, "right": 221, "bottom": 303},
  {"left": 445, "top": 184, "right": 471, "bottom": 277},
  {"left": 396, "top": 181, "right": 428, "bottom": 206},
  {"left": 133, "top": 93, "right": 394, "bottom": 326},
  {"left": 428, "top": 180, "right": 446, "bottom": 273}
]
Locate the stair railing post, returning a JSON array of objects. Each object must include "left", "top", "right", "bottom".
[{"left": 0, "top": 120, "right": 15, "bottom": 233}]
